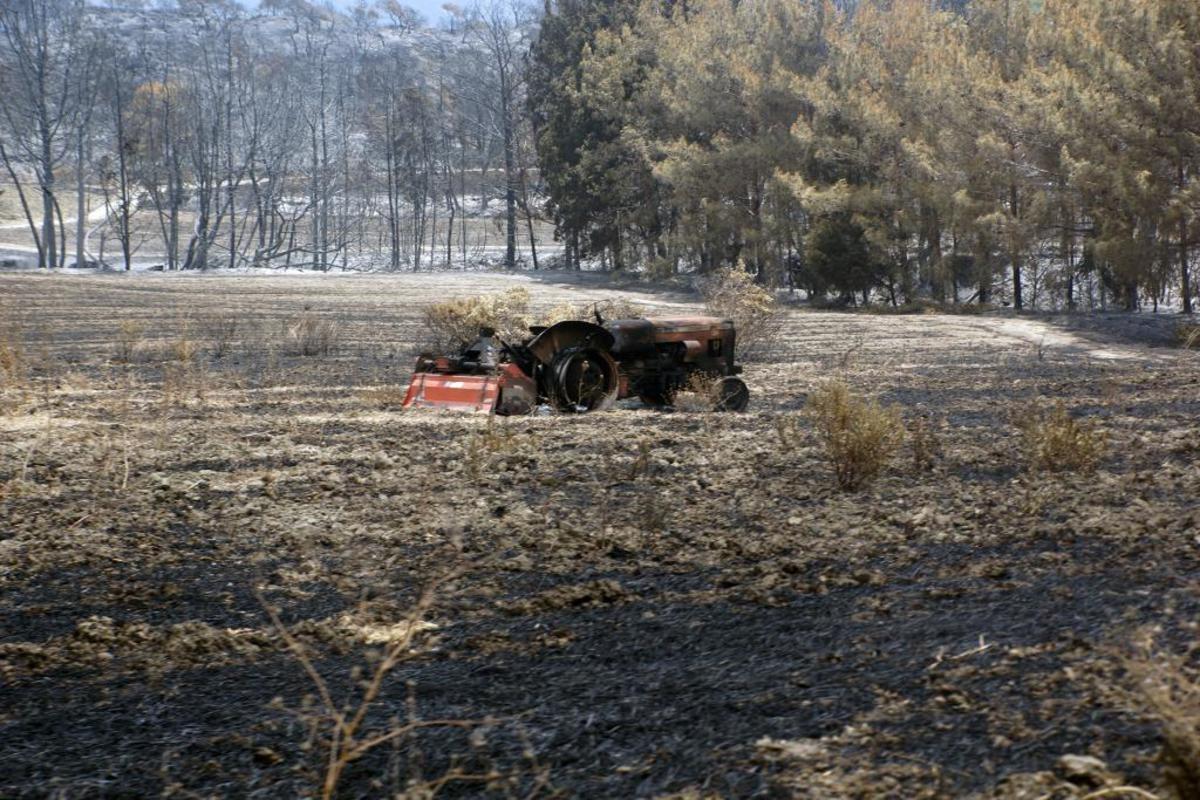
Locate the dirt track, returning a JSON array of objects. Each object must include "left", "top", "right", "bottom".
[{"left": 2, "top": 272, "right": 1199, "bottom": 798}]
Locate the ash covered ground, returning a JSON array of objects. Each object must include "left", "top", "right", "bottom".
[{"left": 1, "top": 272, "right": 1199, "bottom": 798}]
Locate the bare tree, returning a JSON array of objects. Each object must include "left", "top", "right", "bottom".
[{"left": 0, "top": 0, "right": 93, "bottom": 268}]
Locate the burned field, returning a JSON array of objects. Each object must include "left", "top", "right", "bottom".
[{"left": 2, "top": 273, "right": 1200, "bottom": 799}]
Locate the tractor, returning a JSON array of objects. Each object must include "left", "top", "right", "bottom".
[{"left": 401, "top": 311, "right": 750, "bottom": 415}]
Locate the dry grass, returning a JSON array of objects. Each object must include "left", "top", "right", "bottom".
[
  {"left": 113, "top": 320, "right": 145, "bottom": 363},
  {"left": 201, "top": 312, "right": 240, "bottom": 358},
  {"left": 285, "top": 311, "right": 339, "bottom": 357},
  {"left": 420, "top": 287, "right": 532, "bottom": 352},
  {"left": 359, "top": 384, "right": 409, "bottom": 409},
  {"left": 539, "top": 298, "right": 645, "bottom": 326},
  {"left": 465, "top": 416, "right": 528, "bottom": 479},
  {"left": 1016, "top": 401, "right": 1106, "bottom": 473},
  {"left": 1126, "top": 634, "right": 1200, "bottom": 799},
  {"left": 1175, "top": 322, "right": 1200, "bottom": 351},
  {"left": 671, "top": 373, "right": 721, "bottom": 413},
  {"left": 805, "top": 381, "right": 904, "bottom": 491},
  {"left": 262, "top": 557, "right": 514, "bottom": 800},
  {"left": 698, "top": 263, "right": 783, "bottom": 362},
  {"left": 0, "top": 327, "right": 25, "bottom": 388},
  {"left": 908, "top": 414, "right": 942, "bottom": 472},
  {"left": 0, "top": 319, "right": 31, "bottom": 416}
]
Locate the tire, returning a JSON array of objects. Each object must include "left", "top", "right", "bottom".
[{"left": 712, "top": 376, "right": 750, "bottom": 412}]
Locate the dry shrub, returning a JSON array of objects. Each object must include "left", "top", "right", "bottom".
[
  {"left": 1126, "top": 634, "right": 1200, "bottom": 799},
  {"left": 465, "top": 417, "right": 527, "bottom": 479},
  {"left": 359, "top": 384, "right": 408, "bottom": 409},
  {"left": 201, "top": 312, "right": 240, "bottom": 358},
  {"left": 775, "top": 414, "right": 806, "bottom": 449},
  {"left": 262, "top": 560, "right": 487, "bottom": 800},
  {"left": 162, "top": 361, "right": 208, "bottom": 406},
  {"left": 806, "top": 381, "right": 904, "bottom": 491},
  {"left": 171, "top": 329, "right": 200, "bottom": 363},
  {"left": 421, "top": 287, "right": 531, "bottom": 351},
  {"left": 1176, "top": 322, "right": 1200, "bottom": 350},
  {"left": 698, "top": 263, "right": 782, "bottom": 361},
  {"left": 0, "top": 328, "right": 29, "bottom": 416},
  {"left": 113, "top": 320, "right": 145, "bottom": 363},
  {"left": 0, "top": 326, "right": 25, "bottom": 389},
  {"left": 672, "top": 372, "right": 720, "bottom": 412},
  {"left": 909, "top": 414, "right": 942, "bottom": 472},
  {"left": 539, "top": 297, "right": 645, "bottom": 326},
  {"left": 285, "top": 311, "right": 339, "bottom": 357},
  {"left": 1017, "top": 401, "right": 1106, "bottom": 473}
]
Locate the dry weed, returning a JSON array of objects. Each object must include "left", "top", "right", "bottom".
[
  {"left": 421, "top": 287, "right": 531, "bottom": 351},
  {"left": 1174, "top": 322, "right": 1200, "bottom": 350},
  {"left": 1125, "top": 633, "right": 1200, "bottom": 799},
  {"left": 1017, "top": 401, "right": 1106, "bottom": 473},
  {"left": 627, "top": 438, "right": 653, "bottom": 481},
  {"left": 671, "top": 373, "right": 719, "bottom": 413},
  {"left": 908, "top": 413, "right": 942, "bottom": 472},
  {"left": 465, "top": 417, "right": 525, "bottom": 479},
  {"left": 0, "top": 322, "right": 29, "bottom": 416},
  {"left": 0, "top": 327, "right": 24, "bottom": 388},
  {"left": 262, "top": 557, "right": 495, "bottom": 800},
  {"left": 162, "top": 332, "right": 208, "bottom": 406},
  {"left": 539, "top": 298, "right": 645, "bottom": 326},
  {"left": 201, "top": 311, "right": 240, "bottom": 358},
  {"left": 774, "top": 414, "right": 806, "bottom": 449},
  {"left": 698, "top": 263, "right": 782, "bottom": 362},
  {"left": 805, "top": 381, "right": 904, "bottom": 491},
  {"left": 285, "top": 311, "right": 339, "bottom": 357},
  {"left": 114, "top": 320, "right": 145, "bottom": 363},
  {"left": 360, "top": 384, "right": 409, "bottom": 409}
]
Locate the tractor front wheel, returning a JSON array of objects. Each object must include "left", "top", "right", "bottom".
[{"left": 713, "top": 376, "right": 750, "bottom": 412}]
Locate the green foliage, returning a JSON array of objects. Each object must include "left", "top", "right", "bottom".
[
  {"left": 802, "top": 216, "right": 890, "bottom": 302},
  {"left": 528, "top": 0, "right": 1200, "bottom": 310}
]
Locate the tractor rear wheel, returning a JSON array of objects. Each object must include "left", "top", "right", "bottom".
[{"left": 547, "top": 346, "right": 619, "bottom": 412}]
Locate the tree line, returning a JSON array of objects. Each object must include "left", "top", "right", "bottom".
[
  {"left": 2, "top": 0, "right": 1198, "bottom": 312},
  {"left": 529, "top": 0, "right": 1200, "bottom": 311},
  {"left": 0, "top": 0, "right": 540, "bottom": 273}
]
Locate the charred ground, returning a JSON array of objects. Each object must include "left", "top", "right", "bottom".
[{"left": 1, "top": 272, "right": 1199, "bottom": 798}]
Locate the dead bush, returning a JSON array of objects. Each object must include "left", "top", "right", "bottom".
[
  {"left": 359, "top": 384, "right": 408, "bottom": 409},
  {"left": 113, "top": 320, "right": 145, "bottom": 363},
  {"left": 262, "top": 558, "right": 504, "bottom": 800},
  {"left": 420, "top": 287, "right": 531, "bottom": 352},
  {"left": 539, "top": 297, "right": 645, "bottom": 326},
  {"left": 805, "top": 381, "right": 904, "bottom": 491},
  {"left": 285, "top": 311, "right": 339, "bottom": 357},
  {"left": 698, "top": 263, "right": 782, "bottom": 362},
  {"left": 201, "top": 312, "right": 240, "bottom": 358},
  {"left": 0, "top": 326, "right": 29, "bottom": 417},
  {"left": 0, "top": 327, "right": 25, "bottom": 388},
  {"left": 1125, "top": 634, "right": 1200, "bottom": 799},
  {"left": 1017, "top": 401, "right": 1106, "bottom": 473},
  {"left": 774, "top": 414, "right": 806, "bottom": 449},
  {"left": 1175, "top": 322, "right": 1200, "bottom": 350},
  {"left": 908, "top": 413, "right": 942, "bottom": 472},
  {"left": 672, "top": 372, "right": 720, "bottom": 412}
]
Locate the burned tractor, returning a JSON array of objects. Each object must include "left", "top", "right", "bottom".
[{"left": 402, "top": 314, "right": 750, "bottom": 415}]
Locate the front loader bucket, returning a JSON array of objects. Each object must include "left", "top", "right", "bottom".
[{"left": 402, "top": 372, "right": 500, "bottom": 413}]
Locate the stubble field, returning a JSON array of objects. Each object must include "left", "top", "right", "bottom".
[{"left": 2, "top": 271, "right": 1199, "bottom": 799}]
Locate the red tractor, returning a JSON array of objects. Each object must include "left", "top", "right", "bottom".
[{"left": 402, "top": 314, "right": 750, "bottom": 415}]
